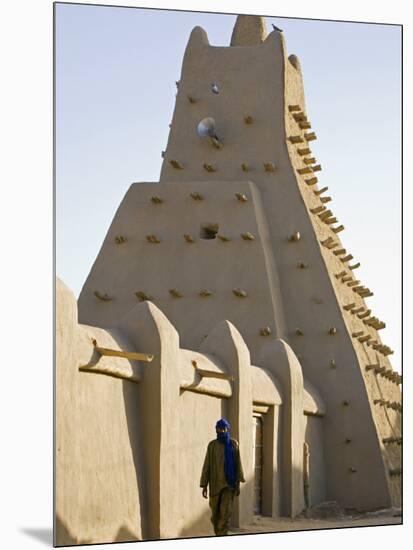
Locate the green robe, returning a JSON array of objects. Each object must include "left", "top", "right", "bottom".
[{"left": 200, "top": 438, "right": 245, "bottom": 497}]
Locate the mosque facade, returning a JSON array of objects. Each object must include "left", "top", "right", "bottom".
[{"left": 55, "top": 15, "right": 401, "bottom": 546}]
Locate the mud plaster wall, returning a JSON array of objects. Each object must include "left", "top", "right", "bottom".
[
  {"left": 283, "top": 37, "right": 402, "bottom": 507},
  {"left": 303, "top": 415, "right": 326, "bottom": 507},
  {"left": 77, "top": 22, "right": 400, "bottom": 510},
  {"left": 177, "top": 391, "right": 223, "bottom": 536},
  {"left": 78, "top": 180, "right": 278, "bottom": 361},
  {"left": 156, "top": 26, "right": 400, "bottom": 509},
  {"left": 55, "top": 279, "right": 144, "bottom": 545}
]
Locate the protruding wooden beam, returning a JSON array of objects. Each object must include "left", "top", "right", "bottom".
[
  {"left": 260, "top": 326, "right": 272, "bottom": 336},
  {"left": 217, "top": 234, "right": 231, "bottom": 242},
  {"left": 264, "top": 162, "right": 276, "bottom": 172},
  {"left": 340, "top": 254, "right": 353, "bottom": 262},
  {"left": 288, "top": 231, "right": 301, "bottom": 242},
  {"left": 199, "top": 289, "right": 212, "bottom": 297},
  {"left": 203, "top": 163, "right": 216, "bottom": 172},
  {"left": 305, "top": 177, "right": 318, "bottom": 186},
  {"left": 367, "top": 339, "right": 379, "bottom": 348},
  {"left": 233, "top": 288, "right": 248, "bottom": 298},
  {"left": 184, "top": 234, "right": 195, "bottom": 243},
  {"left": 357, "top": 309, "right": 371, "bottom": 319},
  {"left": 135, "top": 291, "right": 152, "bottom": 302},
  {"left": 304, "top": 132, "right": 317, "bottom": 141},
  {"left": 297, "top": 147, "right": 311, "bottom": 156},
  {"left": 169, "top": 289, "right": 183, "bottom": 298},
  {"left": 115, "top": 235, "right": 127, "bottom": 244},
  {"left": 92, "top": 339, "right": 154, "bottom": 362},
  {"left": 209, "top": 136, "right": 222, "bottom": 149},
  {"left": 359, "top": 290, "right": 374, "bottom": 298},
  {"left": 288, "top": 135, "right": 304, "bottom": 144},
  {"left": 314, "top": 186, "right": 328, "bottom": 195},
  {"left": 352, "top": 285, "right": 365, "bottom": 292},
  {"left": 293, "top": 112, "right": 307, "bottom": 122},
  {"left": 349, "top": 262, "right": 360, "bottom": 270},
  {"left": 191, "top": 360, "right": 234, "bottom": 381},
  {"left": 319, "top": 209, "right": 333, "bottom": 221},
  {"left": 151, "top": 195, "right": 163, "bottom": 204},
  {"left": 297, "top": 167, "right": 313, "bottom": 175},
  {"left": 343, "top": 302, "right": 356, "bottom": 310},
  {"left": 331, "top": 225, "right": 345, "bottom": 233},
  {"left": 312, "top": 164, "right": 322, "bottom": 172},
  {"left": 375, "top": 366, "right": 386, "bottom": 374},
  {"left": 241, "top": 162, "right": 249, "bottom": 172},
  {"left": 365, "top": 364, "right": 379, "bottom": 371},
  {"left": 241, "top": 232, "right": 256, "bottom": 241},
  {"left": 94, "top": 291, "right": 112, "bottom": 302},
  {"left": 146, "top": 234, "right": 161, "bottom": 243},
  {"left": 383, "top": 436, "right": 401, "bottom": 444},
  {"left": 288, "top": 105, "right": 301, "bottom": 112},
  {"left": 169, "top": 159, "right": 183, "bottom": 169},
  {"left": 303, "top": 157, "right": 316, "bottom": 165},
  {"left": 320, "top": 236, "right": 334, "bottom": 245},
  {"left": 363, "top": 316, "right": 376, "bottom": 326},
  {"left": 235, "top": 192, "right": 248, "bottom": 202},
  {"left": 311, "top": 205, "right": 326, "bottom": 214},
  {"left": 190, "top": 191, "right": 203, "bottom": 200}
]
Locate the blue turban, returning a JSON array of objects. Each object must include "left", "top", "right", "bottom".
[{"left": 215, "top": 418, "right": 236, "bottom": 489}]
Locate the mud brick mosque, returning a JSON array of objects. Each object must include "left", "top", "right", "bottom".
[{"left": 55, "top": 14, "right": 401, "bottom": 546}]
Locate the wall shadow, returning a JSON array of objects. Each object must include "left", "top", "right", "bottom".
[
  {"left": 55, "top": 514, "right": 141, "bottom": 546},
  {"left": 121, "top": 378, "right": 148, "bottom": 539},
  {"left": 55, "top": 515, "right": 79, "bottom": 546},
  {"left": 114, "top": 524, "right": 141, "bottom": 543}
]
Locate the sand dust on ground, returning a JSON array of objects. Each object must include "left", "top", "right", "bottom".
[{"left": 228, "top": 513, "right": 402, "bottom": 535}]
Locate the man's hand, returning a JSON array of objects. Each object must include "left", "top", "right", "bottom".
[
  {"left": 235, "top": 483, "right": 240, "bottom": 497},
  {"left": 202, "top": 486, "right": 208, "bottom": 499}
]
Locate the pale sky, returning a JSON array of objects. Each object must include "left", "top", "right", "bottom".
[{"left": 55, "top": 3, "right": 401, "bottom": 370}]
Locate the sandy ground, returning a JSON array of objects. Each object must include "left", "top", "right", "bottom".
[{"left": 228, "top": 512, "right": 402, "bottom": 535}]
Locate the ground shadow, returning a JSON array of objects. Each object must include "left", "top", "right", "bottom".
[{"left": 20, "top": 527, "right": 53, "bottom": 546}]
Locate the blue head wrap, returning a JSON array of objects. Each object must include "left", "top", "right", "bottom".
[{"left": 215, "top": 418, "right": 236, "bottom": 488}]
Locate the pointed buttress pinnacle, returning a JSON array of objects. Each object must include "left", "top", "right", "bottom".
[{"left": 230, "top": 15, "right": 268, "bottom": 46}]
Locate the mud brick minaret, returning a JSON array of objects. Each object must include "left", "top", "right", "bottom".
[{"left": 78, "top": 15, "right": 401, "bottom": 514}]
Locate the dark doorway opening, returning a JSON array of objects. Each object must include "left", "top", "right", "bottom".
[{"left": 253, "top": 415, "right": 263, "bottom": 515}]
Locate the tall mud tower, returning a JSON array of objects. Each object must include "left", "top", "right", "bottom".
[{"left": 78, "top": 16, "right": 401, "bottom": 510}]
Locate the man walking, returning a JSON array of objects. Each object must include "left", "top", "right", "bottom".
[{"left": 200, "top": 418, "right": 245, "bottom": 536}]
